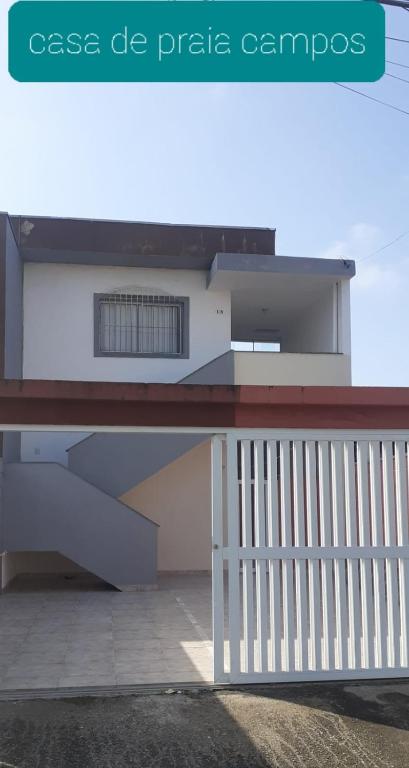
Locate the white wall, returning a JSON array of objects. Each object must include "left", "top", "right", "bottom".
[
  {"left": 23, "top": 263, "right": 231, "bottom": 382},
  {"left": 283, "top": 285, "right": 336, "bottom": 354},
  {"left": 20, "top": 432, "right": 90, "bottom": 466}
]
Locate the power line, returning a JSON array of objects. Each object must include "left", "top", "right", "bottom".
[
  {"left": 334, "top": 82, "right": 409, "bottom": 116},
  {"left": 359, "top": 230, "right": 409, "bottom": 263},
  {"left": 386, "top": 71, "right": 409, "bottom": 83},
  {"left": 378, "top": 0, "right": 409, "bottom": 7},
  {"left": 386, "top": 59, "right": 409, "bottom": 69},
  {"left": 387, "top": 36, "right": 409, "bottom": 43}
]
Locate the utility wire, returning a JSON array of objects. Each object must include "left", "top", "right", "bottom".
[
  {"left": 376, "top": 0, "right": 409, "bottom": 7},
  {"left": 386, "top": 71, "right": 409, "bottom": 83},
  {"left": 359, "top": 231, "right": 409, "bottom": 263},
  {"left": 276, "top": 234, "right": 409, "bottom": 263},
  {"left": 334, "top": 83, "right": 409, "bottom": 116},
  {"left": 387, "top": 59, "right": 409, "bottom": 69},
  {"left": 387, "top": 36, "right": 409, "bottom": 43}
]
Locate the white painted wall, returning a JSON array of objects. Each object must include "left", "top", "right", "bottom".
[
  {"left": 282, "top": 281, "right": 351, "bottom": 357},
  {"left": 23, "top": 263, "right": 231, "bottom": 382},
  {"left": 20, "top": 432, "right": 90, "bottom": 466},
  {"left": 283, "top": 285, "right": 337, "bottom": 354}
]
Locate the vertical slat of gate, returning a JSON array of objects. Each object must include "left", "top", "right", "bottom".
[
  {"left": 293, "top": 441, "right": 308, "bottom": 671},
  {"left": 396, "top": 441, "right": 409, "bottom": 668},
  {"left": 368, "top": 441, "right": 387, "bottom": 669},
  {"left": 267, "top": 441, "right": 281, "bottom": 673},
  {"left": 331, "top": 442, "right": 348, "bottom": 669},
  {"left": 357, "top": 441, "right": 375, "bottom": 669},
  {"left": 241, "top": 441, "right": 254, "bottom": 674},
  {"left": 280, "top": 440, "right": 295, "bottom": 672},
  {"left": 254, "top": 440, "right": 269, "bottom": 672},
  {"left": 226, "top": 435, "right": 241, "bottom": 680},
  {"left": 305, "top": 441, "right": 321, "bottom": 671},
  {"left": 211, "top": 436, "right": 225, "bottom": 683},
  {"left": 318, "top": 442, "right": 335, "bottom": 670},
  {"left": 344, "top": 442, "right": 361, "bottom": 670},
  {"left": 382, "top": 441, "right": 400, "bottom": 668}
]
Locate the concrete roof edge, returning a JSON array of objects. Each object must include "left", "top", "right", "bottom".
[
  {"left": 0, "top": 380, "right": 408, "bottom": 407},
  {"left": 211, "top": 252, "right": 356, "bottom": 279},
  {"left": 10, "top": 213, "right": 276, "bottom": 234}
]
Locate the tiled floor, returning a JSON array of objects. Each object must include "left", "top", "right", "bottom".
[{"left": 0, "top": 574, "right": 213, "bottom": 690}]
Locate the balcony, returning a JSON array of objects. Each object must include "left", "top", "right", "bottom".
[
  {"left": 233, "top": 351, "right": 351, "bottom": 386},
  {"left": 182, "top": 350, "right": 351, "bottom": 387},
  {"left": 201, "top": 251, "right": 354, "bottom": 387}
]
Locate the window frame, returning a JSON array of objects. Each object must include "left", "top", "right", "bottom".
[{"left": 93, "top": 293, "right": 190, "bottom": 359}]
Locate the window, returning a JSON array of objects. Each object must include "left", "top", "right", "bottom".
[
  {"left": 231, "top": 341, "right": 281, "bottom": 352},
  {"left": 94, "top": 294, "right": 189, "bottom": 358}
]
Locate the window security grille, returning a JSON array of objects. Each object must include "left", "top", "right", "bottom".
[{"left": 98, "top": 294, "right": 184, "bottom": 356}]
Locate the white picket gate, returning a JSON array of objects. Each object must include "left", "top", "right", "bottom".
[{"left": 211, "top": 430, "right": 409, "bottom": 684}]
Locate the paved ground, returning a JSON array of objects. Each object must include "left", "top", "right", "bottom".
[
  {"left": 0, "top": 575, "right": 213, "bottom": 689},
  {"left": 0, "top": 681, "right": 408, "bottom": 767}
]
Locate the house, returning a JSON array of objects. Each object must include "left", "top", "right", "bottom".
[
  {"left": 0, "top": 212, "right": 355, "bottom": 592},
  {"left": 2, "top": 213, "right": 409, "bottom": 688}
]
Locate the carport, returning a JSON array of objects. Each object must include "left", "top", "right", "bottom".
[{"left": 2, "top": 380, "right": 409, "bottom": 694}]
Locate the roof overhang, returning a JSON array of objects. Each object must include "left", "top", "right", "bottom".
[
  {"left": 208, "top": 253, "right": 355, "bottom": 290},
  {"left": 0, "top": 380, "right": 408, "bottom": 432},
  {"left": 9, "top": 215, "right": 276, "bottom": 270}
]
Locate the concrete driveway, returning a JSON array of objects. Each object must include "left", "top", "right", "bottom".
[{"left": 0, "top": 681, "right": 408, "bottom": 767}]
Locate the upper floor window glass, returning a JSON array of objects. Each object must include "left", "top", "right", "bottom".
[{"left": 94, "top": 294, "right": 189, "bottom": 358}]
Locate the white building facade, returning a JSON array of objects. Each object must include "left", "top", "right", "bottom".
[{"left": 0, "top": 214, "right": 355, "bottom": 588}]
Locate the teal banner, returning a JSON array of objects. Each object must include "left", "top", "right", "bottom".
[{"left": 9, "top": 1, "right": 385, "bottom": 83}]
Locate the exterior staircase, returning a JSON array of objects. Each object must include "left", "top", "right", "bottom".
[
  {"left": 3, "top": 462, "right": 158, "bottom": 590},
  {"left": 67, "top": 432, "right": 207, "bottom": 497}
]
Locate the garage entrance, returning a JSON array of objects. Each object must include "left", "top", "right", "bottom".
[
  {"left": 3, "top": 377, "right": 409, "bottom": 693},
  {"left": 212, "top": 431, "right": 409, "bottom": 684},
  {"left": 0, "top": 427, "right": 214, "bottom": 691}
]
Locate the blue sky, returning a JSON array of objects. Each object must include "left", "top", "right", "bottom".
[{"left": 0, "top": 1, "right": 408, "bottom": 386}]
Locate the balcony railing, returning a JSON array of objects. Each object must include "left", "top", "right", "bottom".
[{"left": 233, "top": 351, "right": 351, "bottom": 387}]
